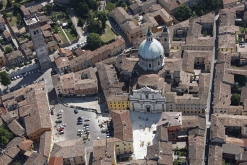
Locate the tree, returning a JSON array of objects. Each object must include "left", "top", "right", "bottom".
[
  {"left": 97, "top": 11, "right": 107, "bottom": 29},
  {"left": 4, "top": 47, "right": 13, "bottom": 54},
  {"left": 0, "top": 126, "right": 13, "bottom": 145},
  {"left": 0, "top": 1, "right": 3, "bottom": 10},
  {"left": 78, "top": 2, "right": 89, "bottom": 18},
  {"left": 234, "top": 74, "right": 247, "bottom": 85},
  {"left": 121, "top": 2, "right": 127, "bottom": 8},
  {"left": 222, "top": 159, "right": 230, "bottom": 165},
  {"left": 106, "top": 2, "right": 116, "bottom": 11},
  {"left": 6, "top": 0, "right": 12, "bottom": 7},
  {"left": 0, "top": 71, "right": 11, "bottom": 88},
  {"left": 174, "top": 4, "right": 192, "bottom": 21},
  {"left": 78, "top": 18, "right": 85, "bottom": 27},
  {"left": 231, "top": 93, "right": 240, "bottom": 106},
  {"left": 87, "top": 33, "right": 102, "bottom": 50},
  {"left": 87, "top": 17, "right": 101, "bottom": 33}
]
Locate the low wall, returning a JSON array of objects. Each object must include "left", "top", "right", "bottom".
[{"left": 8, "top": 62, "right": 40, "bottom": 77}]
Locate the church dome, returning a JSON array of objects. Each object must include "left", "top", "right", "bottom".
[{"left": 138, "top": 38, "right": 164, "bottom": 59}]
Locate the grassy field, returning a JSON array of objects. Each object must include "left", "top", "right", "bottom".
[
  {"left": 57, "top": 26, "right": 69, "bottom": 43},
  {"left": 6, "top": 12, "right": 17, "bottom": 26},
  {"left": 100, "top": 24, "right": 115, "bottom": 43},
  {"left": 64, "top": 29, "right": 77, "bottom": 41}
]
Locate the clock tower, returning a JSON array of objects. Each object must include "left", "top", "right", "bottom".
[{"left": 24, "top": 15, "right": 52, "bottom": 70}]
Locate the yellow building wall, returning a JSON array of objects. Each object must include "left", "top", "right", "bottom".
[
  {"left": 220, "top": 48, "right": 236, "bottom": 52},
  {"left": 107, "top": 101, "right": 130, "bottom": 110},
  {"left": 114, "top": 141, "right": 134, "bottom": 155}
]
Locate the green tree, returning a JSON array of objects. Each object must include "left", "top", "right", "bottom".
[
  {"left": 0, "top": 71, "right": 11, "bottom": 88},
  {"left": 120, "top": 2, "right": 127, "bottom": 8},
  {"left": 78, "top": 2, "right": 89, "bottom": 17},
  {"left": 13, "top": 3, "right": 21, "bottom": 13},
  {"left": 6, "top": 0, "right": 12, "bottom": 7},
  {"left": 97, "top": 11, "right": 107, "bottom": 29},
  {"left": 14, "top": 162, "right": 21, "bottom": 165},
  {"left": 234, "top": 74, "right": 247, "bottom": 85},
  {"left": 106, "top": 2, "right": 116, "bottom": 11},
  {"left": 222, "top": 159, "right": 230, "bottom": 165},
  {"left": 78, "top": 18, "right": 85, "bottom": 27},
  {"left": 174, "top": 4, "right": 192, "bottom": 21},
  {"left": 87, "top": 17, "right": 101, "bottom": 33},
  {"left": 4, "top": 47, "right": 13, "bottom": 54},
  {"left": 231, "top": 93, "right": 240, "bottom": 106},
  {"left": 85, "top": 0, "right": 98, "bottom": 10},
  {"left": 87, "top": 33, "right": 102, "bottom": 50},
  {"left": 0, "top": 1, "right": 3, "bottom": 10},
  {"left": 0, "top": 126, "right": 13, "bottom": 145}
]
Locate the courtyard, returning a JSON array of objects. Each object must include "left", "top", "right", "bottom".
[{"left": 130, "top": 111, "right": 162, "bottom": 160}]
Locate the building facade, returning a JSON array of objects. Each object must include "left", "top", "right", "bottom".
[
  {"left": 25, "top": 15, "right": 52, "bottom": 70},
  {"left": 130, "top": 87, "right": 166, "bottom": 113}
]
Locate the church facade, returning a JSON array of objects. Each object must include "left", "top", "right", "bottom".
[{"left": 129, "top": 87, "right": 166, "bottom": 113}]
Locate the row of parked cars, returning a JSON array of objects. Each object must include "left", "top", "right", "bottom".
[
  {"left": 11, "top": 69, "right": 41, "bottom": 81},
  {"left": 72, "top": 40, "right": 87, "bottom": 50}
]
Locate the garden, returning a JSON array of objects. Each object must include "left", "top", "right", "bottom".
[
  {"left": 100, "top": 24, "right": 115, "bottom": 43},
  {"left": 45, "top": 3, "right": 77, "bottom": 43}
]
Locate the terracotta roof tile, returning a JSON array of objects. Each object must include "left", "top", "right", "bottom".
[
  {"left": 19, "top": 140, "right": 33, "bottom": 151},
  {"left": 39, "top": 131, "right": 52, "bottom": 157},
  {"left": 111, "top": 110, "right": 133, "bottom": 141}
]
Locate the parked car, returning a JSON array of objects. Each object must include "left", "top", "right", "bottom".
[
  {"left": 16, "top": 75, "right": 20, "bottom": 79},
  {"left": 74, "top": 109, "right": 78, "bottom": 114},
  {"left": 84, "top": 123, "right": 89, "bottom": 127},
  {"left": 78, "top": 116, "right": 83, "bottom": 120},
  {"left": 51, "top": 110, "right": 54, "bottom": 115},
  {"left": 57, "top": 116, "right": 62, "bottom": 119},
  {"left": 77, "top": 121, "right": 83, "bottom": 125},
  {"left": 55, "top": 120, "right": 62, "bottom": 123},
  {"left": 19, "top": 74, "right": 22, "bottom": 78},
  {"left": 62, "top": 123, "right": 66, "bottom": 127},
  {"left": 84, "top": 118, "right": 90, "bottom": 121},
  {"left": 60, "top": 131, "right": 64, "bottom": 134}
]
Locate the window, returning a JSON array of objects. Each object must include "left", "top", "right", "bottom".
[
  {"left": 164, "top": 38, "right": 167, "bottom": 42},
  {"left": 146, "top": 94, "right": 148, "bottom": 99},
  {"left": 152, "top": 95, "right": 154, "bottom": 99},
  {"left": 158, "top": 61, "right": 160, "bottom": 66},
  {"left": 116, "top": 145, "right": 119, "bottom": 147},
  {"left": 149, "top": 63, "right": 151, "bottom": 68}
]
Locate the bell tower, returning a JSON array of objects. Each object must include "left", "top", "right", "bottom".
[
  {"left": 24, "top": 15, "right": 52, "bottom": 70},
  {"left": 160, "top": 26, "right": 170, "bottom": 56}
]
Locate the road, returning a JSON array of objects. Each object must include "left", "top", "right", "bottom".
[{"left": 202, "top": 13, "right": 219, "bottom": 165}]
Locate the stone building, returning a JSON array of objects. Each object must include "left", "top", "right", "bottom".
[
  {"left": 24, "top": 15, "right": 52, "bottom": 70},
  {"left": 138, "top": 29, "right": 165, "bottom": 71}
]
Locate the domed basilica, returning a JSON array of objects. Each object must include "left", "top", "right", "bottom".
[{"left": 138, "top": 28, "right": 165, "bottom": 71}]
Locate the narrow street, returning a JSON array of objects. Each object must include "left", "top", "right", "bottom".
[{"left": 202, "top": 13, "right": 219, "bottom": 165}]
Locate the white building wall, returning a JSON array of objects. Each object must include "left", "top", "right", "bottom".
[{"left": 129, "top": 87, "right": 166, "bottom": 113}]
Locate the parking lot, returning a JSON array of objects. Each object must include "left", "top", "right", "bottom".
[
  {"left": 62, "top": 96, "right": 108, "bottom": 114},
  {"left": 2, "top": 68, "right": 54, "bottom": 94},
  {"left": 51, "top": 103, "right": 107, "bottom": 149}
]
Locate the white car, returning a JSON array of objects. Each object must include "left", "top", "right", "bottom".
[
  {"left": 62, "top": 123, "right": 66, "bottom": 127},
  {"left": 16, "top": 75, "right": 20, "bottom": 79}
]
